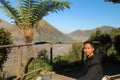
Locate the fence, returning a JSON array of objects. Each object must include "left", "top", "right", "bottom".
[
  {"left": 0, "top": 41, "right": 84, "bottom": 80},
  {"left": 1, "top": 41, "right": 120, "bottom": 80}
]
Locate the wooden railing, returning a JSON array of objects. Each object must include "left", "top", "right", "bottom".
[
  {"left": 0, "top": 41, "right": 85, "bottom": 79},
  {"left": 1, "top": 41, "right": 120, "bottom": 80}
]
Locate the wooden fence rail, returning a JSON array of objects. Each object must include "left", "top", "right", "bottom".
[
  {"left": 0, "top": 41, "right": 84, "bottom": 79},
  {"left": 0, "top": 41, "right": 100, "bottom": 80},
  {"left": 0, "top": 41, "right": 100, "bottom": 48}
]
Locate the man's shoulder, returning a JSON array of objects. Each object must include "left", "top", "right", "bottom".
[
  {"left": 94, "top": 54, "right": 103, "bottom": 58},
  {"left": 92, "top": 54, "right": 103, "bottom": 63}
]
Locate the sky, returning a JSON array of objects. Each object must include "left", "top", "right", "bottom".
[{"left": 0, "top": 0, "right": 120, "bottom": 33}]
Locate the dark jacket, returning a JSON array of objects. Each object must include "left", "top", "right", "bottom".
[{"left": 78, "top": 54, "right": 103, "bottom": 80}]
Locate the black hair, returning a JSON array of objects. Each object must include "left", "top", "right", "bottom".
[{"left": 83, "top": 40, "right": 94, "bottom": 48}]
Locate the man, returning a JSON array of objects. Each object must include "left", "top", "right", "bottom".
[{"left": 77, "top": 41, "right": 103, "bottom": 80}]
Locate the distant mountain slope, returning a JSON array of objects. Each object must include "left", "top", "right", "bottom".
[
  {"left": 93, "top": 26, "right": 114, "bottom": 33},
  {"left": 0, "top": 19, "right": 24, "bottom": 44},
  {"left": 34, "top": 20, "right": 73, "bottom": 42},
  {"left": 0, "top": 19, "right": 73, "bottom": 44},
  {"left": 67, "top": 26, "right": 114, "bottom": 41}
]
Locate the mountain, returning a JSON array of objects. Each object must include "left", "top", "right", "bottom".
[
  {"left": 34, "top": 20, "right": 73, "bottom": 42},
  {"left": 0, "top": 19, "right": 115, "bottom": 76},
  {"left": 67, "top": 26, "right": 114, "bottom": 41},
  {"left": 0, "top": 19, "right": 73, "bottom": 76},
  {"left": 0, "top": 19, "right": 73, "bottom": 44}
]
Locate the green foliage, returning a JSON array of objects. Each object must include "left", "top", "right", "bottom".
[
  {"left": 53, "top": 55, "right": 69, "bottom": 66},
  {"left": 110, "top": 28, "right": 120, "bottom": 38},
  {"left": 110, "top": 28, "right": 120, "bottom": 57},
  {"left": 89, "top": 28, "right": 120, "bottom": 62},
  {"left": 89, "top": 29, "right": 112, "bottom": 54},
  {"left": 52, "top": 44, "right": 84, "bottom": 70},
  {"left": 99, "top": 33, "right": 111, "bottom": 45},
  {"left": 0, "top": 27, "right": 13, "bottom": 70},
  {"left": 89, "top": 28, "right": 104, "bottom": 41},
  {"left": 113, "top": 35, "right": 120, "bottom": 56},
  {"left": 37, "top": 49, "right": 49, "bottom": 62},
  {"left": 0, "top": 0, "right": 70, "bottom": 29},
  {"left": 0, "top": 70, "right": 5, "bottom": 80},
  {"left": 107, "top": 45, "right": 117, "bottom": 56},
  {"left": 89, "top": 29, "right": 104, "bottom": 54},
  {"left": 53, "top": 43, "right": 83, "bottom": 67},
  {"left": 69, "top": 43, "right": 83, "bottom": 62},
  {"left": 23, "top": 50, "right": 52, "bottom": 80},
  {"left": 52, "top": 43, "right": 83, "bottom": 69},
  {"left": 23, "top": 58, "right": 52, "bottom": 80}
]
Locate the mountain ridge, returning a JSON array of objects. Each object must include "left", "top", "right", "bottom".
[
  {"left": 0, "top": 19, "right": 117, "bottom": 76},
  {"left": 67, "top": 26, "right": 114, "bottom": 41},
  {"left": 0, "top": 19, "right": 73, "bottom": 44},
  {"left": 0, "top": 19, "right": 116, "bottom": 42}
]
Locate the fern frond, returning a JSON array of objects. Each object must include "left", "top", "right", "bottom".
[
  {"left": 0, "top": 0, "right": 70, "bottom": 29},
  {"left": 31, "top": 0, "right": 70, "bottom": 25},
  {"left": 0, "top": 0, "right": 22, "bottom": 28}
]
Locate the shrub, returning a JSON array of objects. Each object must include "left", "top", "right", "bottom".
[
  {"left": 37, "top": 49, "right": 49, "bottom": 62},
  {"left": 53, "top": 55, "right": 69, "bottom": 66},
  {"left": 0, "top": 27, "right": 13, "bottom": 70},
  {"left": 68, "top": 43, "right": 83, "bottom": 62},
  {"left": 23, "top": 50, "right": 52, "bottom": 80}
]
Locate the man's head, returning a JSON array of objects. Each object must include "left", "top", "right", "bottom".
[{"left": 83, "top": 41, "right": 94, "bottom": 57}]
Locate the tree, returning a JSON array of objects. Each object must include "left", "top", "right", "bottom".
[
  {"left": 89, "top": 28, "right": 104, "bottom": 41},
  {"left": 0, "top": 0, "right": 70, "bottom": 58},
  {"left": 0, "top": 27, "right": 13, "bottom": 70},
  {"left": 110, "top": 28, "right": 120, "bottom": 41},
  {"left": 114, "top": 35, "right": 120, "bottom": 57},
  {"left": 0, "top": 0, "right": 70, "bottom": 43},
  {"left": 69, "top": 43, "right": 83, "bottom": 62},
  {"left": 89, "top": 29, "right": 111, "bottom": 55},
  {"left": 105, "top": 0, "right": 120, "bottom": 3},
  {"left": 98, "top": 33, "right": 112, "bottom": 54},
  {"left": 110, "top": 28, "right": 120, "bottom": 57}
]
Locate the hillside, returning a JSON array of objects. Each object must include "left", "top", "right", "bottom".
[
  {"left": 0, "top": 19, "right": 73, "bottom": 76},
  {"left": 67, "top": 26, "right": 114, "bottom": 41},
  {"left": 34, "top": 20, "right": 73, "bottom": 42},
  {"left": 0, "top": 19, "right": 73, "bottom": 44},
  {"left": 0, "top": 19, "right": 116, "bottom": 76}
]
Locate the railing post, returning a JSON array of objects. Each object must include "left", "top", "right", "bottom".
[
  {"left": 50, "top": 43, "right": 53, "bottom": 64},
  {"left": 17, "top": 47, "right": 23, "bottom": 79}
]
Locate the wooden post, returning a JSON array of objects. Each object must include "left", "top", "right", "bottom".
[
  {"left": 17, "top": 47, "right": 23, "bottom": 79},
  {"left": 50, "top": 44, "right": 53, "bottom": 64}
]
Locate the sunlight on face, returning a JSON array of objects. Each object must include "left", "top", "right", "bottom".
[{"left": 83, "top": 43, "right": 94, "bottom": 57}]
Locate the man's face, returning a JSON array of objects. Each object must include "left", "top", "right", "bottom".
[{"left": 83, "top": 43, "right": 94, "bottom": 56}]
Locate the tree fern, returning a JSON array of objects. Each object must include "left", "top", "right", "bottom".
[
  {"left": 0, "top": 0, "right": 70, "bottom": 29},
  {"left": 0, "top": 0, "right": 22, "bottom": 27},
  {"left": 0, "top": 0, "right": 70, "bottom": 43}
]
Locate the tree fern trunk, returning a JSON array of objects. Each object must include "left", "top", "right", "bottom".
[
  {"left": 24, "top": 29, "right": 33, "bottom": 43},
  {"left": 24, "top": 29, "right": 34, "bottom": 59}
]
